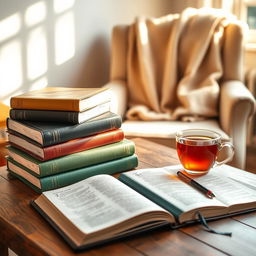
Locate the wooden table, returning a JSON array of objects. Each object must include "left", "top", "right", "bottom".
[{"left": 0, "top": 138, "right": 256, "bottom": 256}]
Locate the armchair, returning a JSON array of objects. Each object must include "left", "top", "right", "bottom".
[{"left": 104, "top": 8, "right": 255, "bottom": 169}]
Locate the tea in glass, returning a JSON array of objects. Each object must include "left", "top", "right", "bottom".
[{"left": 176, "top": 129, "right": 234, "bottom": 175}]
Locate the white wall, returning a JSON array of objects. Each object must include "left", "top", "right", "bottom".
[
  {"left": 3, "top": 0, "right": 252, "bottom": 107},
  {"left": 0, "top": 0, "right": 175, "bottom": 105}
]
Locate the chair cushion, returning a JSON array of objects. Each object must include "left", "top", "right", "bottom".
[{"left": 121, "top": 119, "right": 230, "bottom": 148}]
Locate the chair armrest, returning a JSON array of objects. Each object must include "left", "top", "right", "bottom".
[
  {"left": 103, "top": 80, "right": 128, "bottom": 118},
  {"left": 220, "top": 80, "right": 255, "bottom": 168},
  {"left": 220, "top": 80, "right": 255, "bottom": 135}
]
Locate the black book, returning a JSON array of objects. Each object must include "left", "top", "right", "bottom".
[
  {"left": 9, "top": 101, "right": 110, "bottom": 124},
  {"left": 7, "top": 112, "right": 122, "bottom": 146}
]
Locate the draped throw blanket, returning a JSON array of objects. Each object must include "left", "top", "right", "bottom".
[{"left": 126, "top": 8, "right": 241, "bottom": 121}]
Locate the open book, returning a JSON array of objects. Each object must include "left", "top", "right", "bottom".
[
  {"left": 31, "top": 165, "right": 256, "bottom": 250},
  {"left": 119, "top": 165, "right": 256, "bottom": 224}
]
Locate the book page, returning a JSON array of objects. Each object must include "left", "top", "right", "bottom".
[
  {"left": 122, "top": 166, "right": 226, "bottom": 213},
  {"left": 43, "top": 174, "right": 169, "bottom": 234},
  {"left": 211, "top": 164, "right": 256, "bottom": 191},
  {"left": 195, "top": 166, "right": 256, "bottom": 206}
]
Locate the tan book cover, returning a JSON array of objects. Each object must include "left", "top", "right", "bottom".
[{"left": 10, "top": 87, "right": 111, "bottom": 111}]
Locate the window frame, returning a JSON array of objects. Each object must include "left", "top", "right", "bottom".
[{"left": 235, "top": 0, "right": 256, "bottom": 44}]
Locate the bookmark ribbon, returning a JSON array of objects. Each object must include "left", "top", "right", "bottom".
[{"left": 196, "top": 212, "right": 232, "bottom": 237}]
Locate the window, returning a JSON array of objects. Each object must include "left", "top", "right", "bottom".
[
  {"left": 211, "top": 0, "right": 256, "bottom": 44},
  {"left": 247, "top": 5, "right": 256, "bottom": 29},
  {"left": 236, "top": 0, "right": 256, "bottom": 44}
]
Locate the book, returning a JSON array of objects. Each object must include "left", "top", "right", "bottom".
[
  {"left": 7, "top": 154, "right": 138, "bottom": 193},
  {"left": 9, "top": 101, "right": 111, "bottom": 124},
  {"left": 7, "top": 112, "right": 122, "bottom": 147},
  {"left": 8, "top": 129, "right": 124, "bottom": 161},
  {"left": 10, "top": 87, "right": 111, "bottom": 111},
  {"left": 31, "top": 165, "right": 256, "bottom": 250},
  {"left": 119, "top": 165, "right": 256, "bottom": 223},
  {"left": 7, "top": 139, "right": 135, "bottom": 177},
  {"left": 31, "top": 174, "right": 174, "bottom": 250}
]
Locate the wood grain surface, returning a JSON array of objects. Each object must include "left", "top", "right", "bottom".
[{"left": 0, "top": 138, "right": 255, "bottom": 256}]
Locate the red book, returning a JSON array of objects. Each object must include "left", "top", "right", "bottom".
[{"left": 8, "top": 129, "right": 124, "bottom": 161}]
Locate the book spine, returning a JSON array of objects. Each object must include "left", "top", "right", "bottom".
[
  {"left": 40, "top": 139, "right": 134, "bottom": 176},
  {"left": 40, "top": 154, "right": 138, "bottom": 191},
  {"left": 10, "top": 109, "right": 79, "bottom": 123},
  {"left": 42, "top": 114, "right": 122, "bottom": 146},
  {"left": 8, "top": 129, "right": 125, "bottom": 161},
  {"left": 43, "top": 129, "right": 124, "bottom": 160},
  {"left": 10, "top": 98, "right": 80, "bottom": 111},
  {"left": 119, "top": 174, "right": 183, "bottom": 218}
]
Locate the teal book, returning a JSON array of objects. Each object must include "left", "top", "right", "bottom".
[
  {"left": 7, "top": 154, "right": 138, "bottom": 193},
  {"left": 7, "top": 112, "right": 122, "bottom": 146},
  {"left": 7, "top": 139, "right": 135, "bottom": 177}
]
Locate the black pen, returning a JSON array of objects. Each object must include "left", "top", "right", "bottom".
[{"left": 177, "top": 171, "right": 216, "bottom": 199}]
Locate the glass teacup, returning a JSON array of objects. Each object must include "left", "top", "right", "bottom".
[{"left": 176, "top": 129, "right": 234, "bottom": 175}]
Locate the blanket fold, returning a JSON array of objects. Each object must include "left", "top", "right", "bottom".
[{"left": 126, "top": 8, "right": 241, "bottom": 121}]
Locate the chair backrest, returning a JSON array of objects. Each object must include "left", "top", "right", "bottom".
[
  {"left": 110, "top": 18, "right": 245, "bottom": 83},
  {"left": 110, "top": 25, "right": 129, "bottom": 82},
  {"left": 109, "top": 10, "right": 247, "bottom": 122}
]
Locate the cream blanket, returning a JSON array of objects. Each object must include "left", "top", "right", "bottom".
[{"left": 126, "top": 8, "right": 241, "bottom": 121}]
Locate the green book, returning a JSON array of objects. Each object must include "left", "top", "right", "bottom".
[
  {"left": 7, "top": 154, "right": 138, "bottom": 193},
  {"left": 7, "top": 139, "right": 135, "bottom": 177}
]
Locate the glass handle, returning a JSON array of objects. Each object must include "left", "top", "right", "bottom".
[{"left": 215, "top": 142, "right": 234, "bottom": 166}]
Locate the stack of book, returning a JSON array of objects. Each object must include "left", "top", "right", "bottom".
[{"left": 6, "top": 87, "right": 138, "bottom": 193}]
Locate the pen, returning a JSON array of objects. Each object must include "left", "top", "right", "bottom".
[{"left": 177, "top": 171, "right": 216, "bottom": 199}]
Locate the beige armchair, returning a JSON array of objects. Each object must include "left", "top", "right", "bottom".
[{"left": 104, "top": 8, "right": 256, "bottom": 169}]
